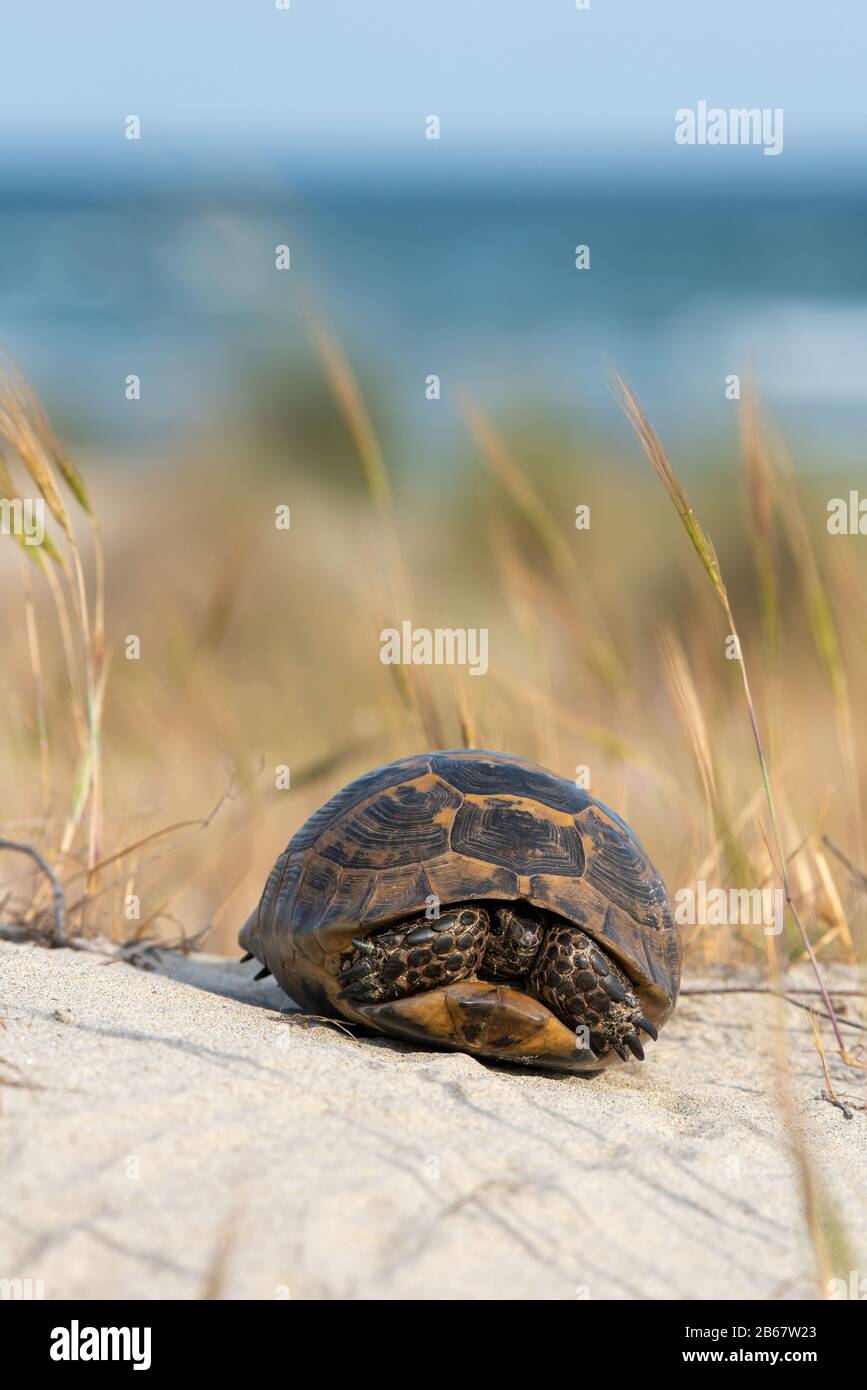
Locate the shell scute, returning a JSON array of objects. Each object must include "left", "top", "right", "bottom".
[
  {"left": 288, "top": 854, "right": 341, "bottom": 932},
  {"left": 289, "top": 754, "right": 431, "bottom": 852},
  {"left": 358, "top": 862, "right": 440, "bottom": 926},
  {"left": 431, "top": 750, "right": 592, "bottom": 813},
  {"left": 450, "top": 795, "right": 585, "bottom": 877},
  {"left": 579, "top": 805, "right": 673, "bottom": 931},
  {"left": 315, "top": 774, "right": 457, "bottom": 869}
]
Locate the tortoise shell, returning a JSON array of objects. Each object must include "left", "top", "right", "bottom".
[{"left": 240, "top": 749, "right": 681, "bottom": 1074}]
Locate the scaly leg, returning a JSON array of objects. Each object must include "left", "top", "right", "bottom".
[
  {"left": 531, "top": 922, "right": 657, "bottom": 1060},
  {"left": 337, "top": 906, "right": 489, "bottom": 1004}
]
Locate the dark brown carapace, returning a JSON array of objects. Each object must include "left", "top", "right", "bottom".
[{"left": 240, "top": 751, "right": 681, "bottom": 1075}]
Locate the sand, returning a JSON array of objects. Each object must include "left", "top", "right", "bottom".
[{"left": 1, "top": 939, "right": 864, "bottom": 1300}]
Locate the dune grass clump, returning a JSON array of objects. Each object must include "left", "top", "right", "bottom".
[{"left": 0, "top": 372, "right": 105, "bottom": 939}]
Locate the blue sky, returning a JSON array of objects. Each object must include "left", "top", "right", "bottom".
[
  {"left": 3, "top": 0, "right": 864, "bottom": 179},
  {"left": 2, "top": 2, "right": 865, "bottom": 450}
]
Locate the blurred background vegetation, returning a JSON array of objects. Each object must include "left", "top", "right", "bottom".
[
  {"left": 1, "top": 0, "right": 866, "bottom": 974},
  {"left": 1, "top": 349, "right": 865, "bottom": 972}
]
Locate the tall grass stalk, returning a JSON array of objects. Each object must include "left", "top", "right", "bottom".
[
  {"left": 308, "top": 311, "right": 447, "bottom": 749},
  {"left": 18, "top": 549, "right": 51, "bottom": 810},
  {"left": 0, "top": 371, "right": 105, "bottom": 921},
  {"left": 463, "top": 396, "right": 576, "bottom": 581},
  {"left": 659, "top": 627, "right": 755, "bottom": 914},
  {"left": 740, "top": 389, "right": 780, "bottom": 663},
  {"left": 612, "top": 372, "right": 862, "bottom": 1296},
  {"left": 611, "top": 372, "right": 858, "bottom": 1068},
  {"left": 773, "top": 433, "right": 862, "bottom": 851}
]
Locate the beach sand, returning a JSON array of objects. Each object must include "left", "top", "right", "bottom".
[{"left": 1, "top": 939, "right": 864, "bottom": 1300}]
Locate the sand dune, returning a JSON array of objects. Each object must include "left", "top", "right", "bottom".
[{"left": 1, "top": 940, "right": 864, "bottom": 1300}]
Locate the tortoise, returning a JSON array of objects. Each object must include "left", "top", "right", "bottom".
[{"left": 240, "top": 749, "right": 681, "bottom": 1075}]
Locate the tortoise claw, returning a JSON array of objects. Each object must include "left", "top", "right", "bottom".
[
  {"left": 624, "top": 1033, "right": 645, "bottom": 1060},
  {"left": 254, "top": 966, "right": 271, "bottom": 981},
  {"left": 240, "top": 951, "right": 254, "bottom": 964},
  {"left": 637, "top": 1015, "right": 658, "bottom": 1041},
  {"left": 338, "top": 961, "right": 372, "bottom": 984},
  {"left": 337, "top": 981, "right": 371, "bottom": 1001},
  {"left": 613, "top": 1042, "right": 629, "bottom": 1062}
]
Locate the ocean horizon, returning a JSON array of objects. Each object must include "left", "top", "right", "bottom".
[{"left": 2, "top": 169, "right": 866, "bottom": 464}]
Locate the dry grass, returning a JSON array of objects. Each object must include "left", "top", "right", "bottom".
[
  {"left": 612, "top": 371, "right": 863, "bottom": 1064},
  {"left": 1, "top": 362, "right": 865, "bottom": 981},
  {"left": 611, "top": 370, "right": 864, "bottom": 1290}
]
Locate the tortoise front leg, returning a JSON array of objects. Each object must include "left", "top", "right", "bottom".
[
  {"left": 337, "top": 906, "right": 489, "bottom": 1004},
  {"left": 530, "top": 922, "right": 658, "bottom": 1061}
]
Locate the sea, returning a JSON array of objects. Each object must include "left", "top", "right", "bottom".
[{"left": 2, "top": 167, "right": 866, "bottom": 466}]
